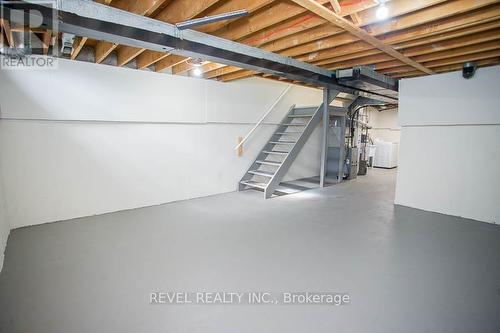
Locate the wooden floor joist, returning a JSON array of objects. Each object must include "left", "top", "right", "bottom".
[
  {"left": 42, "top": 31, "right": 51, "bottom": 55},
  {"left": 135, "top": 0, "right": 275, "bottom": 71},
  {"left": 290, "top": 0, "right": 435, "bottom": 74},
  {"left": 94, "top": 0, "right": 172, "bottom": 64},
  {"left": 137, "top": 51, "right": 170, "bottom": 70},
  {"left": 155, "top": 55, "right": 187, "bottom": 73},
  {"left": 71, "top": 36, "right": 87, "bottom": 60},
  {"left": 186, "top": 0, "right": 381, "bottom": 76},
  {"left": 289, "top": 0, "right": 497, "bottom": 61},
  {"left": 205, "top": 17, "right": 500, "bottom": 82},
  {"left": 393, "top": 57, "right": 500, "bottom": 78},
  {"left": 8, "top": 0, "right": 499, "bottom": 82},
  {"left": 381, "top": 49, "right": 500, "bottom": 74},
  {"left": 201, "top": 0, "right": 498, "bottom": 80},
  {"left": 117, "top": 46, "right": 144, "bottom": 67},
  {"left": 329, "top": 0, "right": 341, "bottom": 14},
  {"left": 115, "top": 0, "right": 227, "bottom": 68},
  {"left": 95, "top": 41, "right": 116, "bottom": 63},
  {"left": 321, "top": 21, "right": 500, "bottom": 70},
  {"left": 314, "top": 13, "right": 500, "bottom": 67},
  {"left": 0, "top": 18, "right": 13, "bottom": 47}
]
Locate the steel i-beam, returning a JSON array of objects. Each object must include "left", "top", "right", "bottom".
[{"left": 0, "top": 0, "right": 398, "bottom": 103}]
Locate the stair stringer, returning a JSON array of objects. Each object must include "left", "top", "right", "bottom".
[
  {"left": 238, "top": 105, "right": 296, "bottom": 191},
  {"left": 264, "top": 104, "right": 323, "bottom": 198}
]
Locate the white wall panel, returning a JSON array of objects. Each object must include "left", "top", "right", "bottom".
[
  {"left": 206, "top": 78, "right": 287, "bottom": 123},
  {"left": 395, "top": 125, "right": 500, "bottom": 223},
  {"left": 0, "top": 213, "right": 8, "bottom": 272},
  {"left": 399, "top": 66, "right": 500, "bottom": 126},
  {"left": 0, "top": 58, "right": 324, "bottom": 228},
  {"left": 369, "top": 108, "right": 401, "bottom": 143},
  {"left": 395, "top": 65, "right": 500, "bottom": 224},
  {"left": 0, "top": 162, "right": 9, "bottom": 272},
  {"left": 0, "top": 59, "right": 210, "bottom": 122}
]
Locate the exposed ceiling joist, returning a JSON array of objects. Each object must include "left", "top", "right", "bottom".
[
  {"left": 393, "top": 57, "right": 500, "bottom": 78},
  {"left": 112, "top": 0, "right": 172, "bottom": 16},
  {"left": 140, "top": 0, "right": 277, "bottom": 70},
  {"left": 290, "top": 0, "right": 435, "bottom": 74},
  {"left": 94, "top": 0, "right": 172, "bottom": 64},
  {"left": 326, "top": 38, "right": 500, "bottom": 71},
  {"left": 3, "top": 0, "right": 400, "bottom": 101},
  {"left": 184, "top": 0, "right": 380, "bottom": 76},
  {"left": 291, "top": 0, "right": 497, "bottom": 62},
  {"left": 313, "top": 10, "right": 500, "bottom": 67},
  {"left": 71, "top": 36, "right": 87, "bottom": 60},
  {"left": 137, "top": 50, "right": 169, "bottom": 69},
  {"left": 207, "top": 10, "right": 500, "bottom": 82},
  {"left": 42, "top": 30, "right": 51, "bottom": 55},
  {"left": 201, "top": 0, "right": 458, "bottom": 80},
  {"left": 2, "top": 0, "right": 498, "bottom": 82},
  {"left": 243, "top": 0, "right": 379, "bottom": 48},
  {"left": 117, "top": 46, "right": 143, "bottom": 66},
  {"left": 350, "top": 12, "right": 361, "bottom": 25},
  {"left": 317, "top": 19, "right": 500, "bottom": 70},
  {"left": 155, "top": 55, "right": 186, "bottom": 73},
  {"left": 113, "top": 0, "right": 228, "bottom": 68},
  {"left": 329, "top": 0, "right": 341, "bottom": 13},
  {"left": 0, "top": 18, "right": 13, "bottom": 47},
  {"left": 95, "top": 41, "right": 116, "bottom": 63}
]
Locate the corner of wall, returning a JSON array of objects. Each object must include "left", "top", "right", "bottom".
[
  {"left": 395, "top": 65, "right": 500, "bottom": 224},
  {"left": 0, "top": 126, "right": 12, "bottom": 273}
]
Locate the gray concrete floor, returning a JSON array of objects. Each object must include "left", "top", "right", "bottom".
[{"left": 0, "top": 169, "right": 499, "bottom": 333}]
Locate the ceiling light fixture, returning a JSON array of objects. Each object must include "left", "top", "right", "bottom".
[
  {"left": 376, "top": 1, "right": 389, "bottom": 20},
  {"left": 187, "top": 58, "right": 204, "bottom": 67},
  {"left": 192, "top": 67, "right": 202, "bottom": 76}
]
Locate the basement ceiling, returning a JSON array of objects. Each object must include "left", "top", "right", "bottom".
[{"left": 2, "top": 0, "right": 500, "bottom": 85}]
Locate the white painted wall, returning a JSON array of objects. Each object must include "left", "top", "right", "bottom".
[
  {"left": 368, "top": 108, "right": 401, "bottom": 143},
  {"left": 0, "top": 57, "right": 321, "bottom": 123},
  {"left": 0, "top": 162, "right": 9, "bottom": 272},
  {"left": 395, "top": 66, "right": 500, "bottom": 224},
  {"left": 0, "top": 58, "right": 323, "bottom": 229}
]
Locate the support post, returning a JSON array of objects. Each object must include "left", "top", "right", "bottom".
[
  {"left": 320, "top": 89, "right": 329, "bottom": 187},
  {"left": 319, "top": 88, "right": 338, "bottom": 187},
  {"left": 337, "top": 115, "right": 347, "bottom": 183}
]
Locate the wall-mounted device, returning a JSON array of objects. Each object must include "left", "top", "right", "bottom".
[
  {"left": 462, "top": 62, "right": 477, "bottom": 79},
  {"left": 60, "top": 33, "right": 76, "bottom": 56}
]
